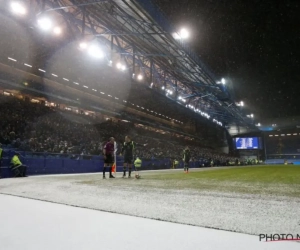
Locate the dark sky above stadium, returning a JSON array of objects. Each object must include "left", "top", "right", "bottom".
[{"left": 154, "top": 0, "right": 300, "bottom": 122}]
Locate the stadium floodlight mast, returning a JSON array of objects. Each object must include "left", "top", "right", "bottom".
[
  {"left": 11, "top": 2, "right": 27, "bottom": 15},
  {"left": 37, "top": 17, "right": 52, "bottom": 31}
]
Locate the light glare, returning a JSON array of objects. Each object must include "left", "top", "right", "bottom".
[
  {"left": 88, "top": 45, "right": 104, "bottom": 58},
  {"left": 179, "top": 28, "right": 189, "bottom": 39},
  {"left": 79, "top": 42, "right": 88, "bottom": 49},
  {"left": 11, "top": 2, "right": 26, "bottom": 15},
  {"left": 53, "top": 27, "right": 62, "bottom": 35},
  {"left": 38, "top": 18, "right": 52, "bottom": 31}
]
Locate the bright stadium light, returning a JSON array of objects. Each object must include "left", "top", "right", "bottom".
[
  {"left": 88, "top": 45, "right": 104, "bottom": 58},
  {"left": 11, "top": 2, "right": 27, "bottom": 15},
  {"left": 38, "top": 17, "right": 52, "bottom": 31},
  {"left": 79, "top": 42, "right": 88, "bottom": 49},
  {"left": 53, "top": 27, "right": 62, "bottom": 35},
  {"left": 217, "top": 78, "right": 226, "bottom": 85},
  {"left": 116, "top": 62, "right": 122, "bottom": 69},
  {"left": 161, "top": 86, "right": 165, "bottom": 90},
  {"left": 236, "top": 101, "right": 244, "bottom": 107},
  {"left": 173, "top": 28, "right": 190, "bottom": 40},
  {"left": 137, "top": 74, "right": 143, "bottom": 80},
  {"left": 179, "top": 28, "right": 189, "bottom": 39}
]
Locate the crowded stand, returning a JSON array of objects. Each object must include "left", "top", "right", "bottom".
[{"left": 0, "top": 94, "right": 238, "bottom": 166}]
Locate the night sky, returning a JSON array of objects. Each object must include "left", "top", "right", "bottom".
[{"left": 153, "top": 0, "right": 300, "bottom": 122}]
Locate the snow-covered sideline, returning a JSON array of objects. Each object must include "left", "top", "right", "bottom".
[
  {"left": 0, "top": 194, "right": 298, "bottom": 250},
  {"left": 0, "top": 171, "right": 299, "bottom": 236}
]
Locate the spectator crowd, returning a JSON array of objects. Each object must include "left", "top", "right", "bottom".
[{"left": 0, "top": 95, "right": 239, "bottom": 166}]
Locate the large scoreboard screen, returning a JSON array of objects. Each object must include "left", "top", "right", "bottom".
[{"left": 235, "top": 137, "right": 260, "bottom": 149}]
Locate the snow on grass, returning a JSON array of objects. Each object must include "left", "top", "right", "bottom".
[{"left": 0, "top": 167, "right": 300, "bottom": 237}]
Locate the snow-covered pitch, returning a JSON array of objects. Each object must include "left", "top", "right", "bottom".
[{"left": 0, "top": 168, "right": 300, "bottom": 249}]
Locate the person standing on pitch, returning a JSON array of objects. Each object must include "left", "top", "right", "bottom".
[
  {"left": 173, "top": 159, "right": 179, "bottom": 169},
  {"left": 120, "top": 135, "right": 146, "bottom": 178},
  {"left": 182, "top": 146, "right": 191, "bottom": 173},
  {"left": 134, "top": 156, "right": 142, "bottom": 179},
  {"left": 103, "top": 137, "right": 115, "bottom": 179}
]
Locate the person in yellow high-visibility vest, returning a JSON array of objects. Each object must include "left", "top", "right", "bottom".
[
  {"left": 134, "top": 156, "right": 142, "bottom": 179},
  {"left": 173, "top": 159, "right": 179, "bottom": 169},
  {"left": 10, "top": 152, "right": 27, "bottom": 177}
]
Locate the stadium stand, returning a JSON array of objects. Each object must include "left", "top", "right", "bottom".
[{"left": 0, "top": 93, "right": 237, "bottom": 166}]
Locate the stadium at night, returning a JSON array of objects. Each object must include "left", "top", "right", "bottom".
[{"left": 0, "top": 1, "right": 299, "bottom": 249}]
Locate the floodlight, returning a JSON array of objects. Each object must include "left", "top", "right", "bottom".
[
  {"left": 11, "top": 2, "right": 26, "bottom": 15},
  {"left": 162, "top": 86, "right": 165, "bottom": 90},
  {"left": 221, "top": 78, "right": 226, "bottom": 85},
  {"left": 38, "top": 17, "right": 52, "bottom": 31},
  {"left": 179, "top": 28, "right": 189, "bottom": 39},
  {"left": 79, "top": 42, "right": 88, "bottom": 49},
  {"left": 88, "top": 45, "right": 104, "bottom": 58},
  {"left": 116, "top": 62, "right": 122, "bottom": 69},
  {"left": 53, "top": 27, "right": 62, "bottom": 35},
  {"left": 240, "top": 101, "right": 244, "bottom": 107},
  {"left": 137, "top": 74, "right": 143, "bottom": 80}
]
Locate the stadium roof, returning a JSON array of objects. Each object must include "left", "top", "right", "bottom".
[{"left": 2, "top": 0, "right": 258, "bottom": 131}]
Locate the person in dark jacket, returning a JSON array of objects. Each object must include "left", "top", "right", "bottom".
[
  {"left": 121, "top": 136, "right": 146, "bottom": 178},
  {"left": 182, "top": 146, "right": 191, "bottom": 173}
]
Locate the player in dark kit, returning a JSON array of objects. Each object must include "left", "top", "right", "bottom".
[
  {"left": 103, "top": 137, "right": 115, "bottom": 179},
  {"left": 121, "top": 136, "right": 146, "bottom": 178},
  {"left": 182, "top": 146, "right": 191, "bottom": 173}
]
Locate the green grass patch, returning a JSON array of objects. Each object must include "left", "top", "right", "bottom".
[
  {"left": 147, "top": 165, "right": 300, "bottom": 185},
  {"left": 78, "top": 165, "right": 300, "bottom": 197}
]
